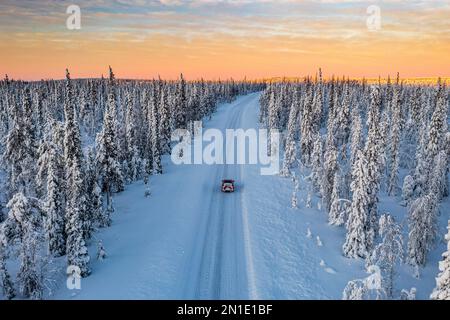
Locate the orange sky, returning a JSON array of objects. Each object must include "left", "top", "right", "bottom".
[{"left": 1, "top": 0, "right": 449, "bottom": 80}]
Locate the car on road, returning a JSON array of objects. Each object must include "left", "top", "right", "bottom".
[{"left": 221, "top": 180, "right": 235, "bottom": 193}]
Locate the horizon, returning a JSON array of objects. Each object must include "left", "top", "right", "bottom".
[{"left": 4, "top": 73, "right": 449, "bottom": 84}]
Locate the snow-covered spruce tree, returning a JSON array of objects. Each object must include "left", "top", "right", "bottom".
[
  {"left": 431, "top": 220, "right": 450, "bottom": 300},
  {"left": 349, "top": 103, "right": 363, "bottom": 166},
  {"left": 343, "top": 266, "right": 386, "bottom": 300},
  {"left": 85, "top": 148, "right": 104, "bottom": 229},
  {"left": 259, "top": 84, "right": 271, "bottom": 126},
  {"left": 426, "top": 82, "right": 448, "bottom": 163},
  {"left": 7, "top": 193, "right": 43, "bottom": 299},
  {"left": 387, "top": 79, "right": 401, "bottom": 196},
  {"left": 174, "top": 73, "right": 187, "bottom": 130},
  {"left": 63, "top": 70, "right": 91, "bottom": 240},
  {"left": 96, "top": 68, "right": 124, "bottom": 217},
  {"left": 281, "top": 98, "right": 300, "bottom": 176},
  {"left": 45, "top": 141, "right": 66, "bottom": 257},
  {"left": 416, "top": 82, "right": 449, "bottom": 196},
  {"left": 65, "top": 156, "right": 90, "bottom": 277},
  {"left": 300, "top": 82, "right": 315, "bottom": 165},
  {"left": 0, "top": 229, "right": 15, "bottom": 300},
  {"left": 407, "top": 193, "right": 438, "bottom": 267},
  {"left": 310, "top": 134, "right": 323, "bottom": 193},
  {"left": 329, "top": 170, "right": 344, "bottom": 226},
  {"left": 343, "top": 150, "right": 370, "bottom": 259},
  {"left": 321, "top": 144, "right": 339, "bottom": 213},
  {"left": 412, "top": 93, "right": 431, "bottom": 198},
  {"left": 151, "top": 87, "right": 162, "bottom": 174},
  {"left": 400, "top": 87, "right": 421, "bottom": 169},
  {"left": 366, "top": 214, "right": 403, "bottom": 298},
  {"left": 3, "top": 88, "right": 38, "bottom": 197},
  {"left": 159, "top": 85, "right": 171, "bottom": 155},
  {"left": 267, "top": 91, "right": 281, "bottom": 156},
  {"left": 342, "top": 279, "right": 368, "bottom": 300},
  {"left": 400, "top": 288, "right": 417, "bottom": 300},
  {"left": 144, "top": 89, "right": 154, "bottom": 175},
  {"left": 335, "top": 83, "right": 351, "bottom": 147},
  {"left": 444, "top": 132, "right": 450, "bottom": 197},
  {"left": 312, "top": 69, "right": 324, "bottom": 131},
  {"left": 401, "top": 175, "right": 415, "bottom": 207},
  {"left": 63, "top": 70, "right": 83, "bottom": 190},
  {"left": 324, "top": 86, "right": 338, "bottom": 153},
  {"left": 125, "top": 88, "right": 142, "bottom": 182},
  {"left": 36, "top": 135, "right": 51, "bottom": 198},
  {"left": 363, "top": 86, "right": 383, "bottom": 251},
  {"left": 430, "top": 150, "right": 448, "bottom": 202}
]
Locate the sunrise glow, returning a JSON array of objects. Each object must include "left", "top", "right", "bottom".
[{"left": 0, "top": 0, "right": 449, "bottom": 80}]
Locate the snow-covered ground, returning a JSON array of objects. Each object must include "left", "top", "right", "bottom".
[{"left": 52, "top": 93, "right": 448, "bottom": 300}]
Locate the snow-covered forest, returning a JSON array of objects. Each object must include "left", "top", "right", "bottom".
[
  {"left": 260, "top": 71, "right": 449, "bottom": 299},
  {"left": 0, "top": 68, "right": 262, "bottom": 299},
  {"left": 0, "top": 67, "right": 449, "bottom": 300}
]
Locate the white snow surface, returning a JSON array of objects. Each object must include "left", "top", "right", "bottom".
[{"left": 51, "top": 93, "right": 449, "bottom": 300}]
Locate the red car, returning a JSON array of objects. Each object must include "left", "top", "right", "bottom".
[{"left": 221, "top": 180, "right": 235, "bottom": 193}]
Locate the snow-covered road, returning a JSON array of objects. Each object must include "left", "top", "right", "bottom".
[{"left": 182, "top": 93, "right": 256, "bottom": 299}]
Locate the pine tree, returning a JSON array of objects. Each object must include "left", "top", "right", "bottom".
[
  {"left": 3, "top": 89, "right": 37, "bottom": 196},
  {"left": 426, "top": 82, "right": 448, "bottom": 164},
  {"left": 401, "top": 175, "right": 414, "bottom": 207},
  {"left": 300, "top": 83, "right": 315, "bottom": 165},
  {"left": 387, "top": 78, "right": 401, "bottom": 196},
  {"left": 343, "top": 150, "right": 370, "bottom": 259},
  {"left": 96, "top": 67, "right": 124, "bottom": 216},
  {"left": 174, "top": 73, "right": 187, "bottom": 130},
  {"left": 343, "top": 266, "right": 386, "bottom": 300},
  {"left": 281, "top": 99, "right": 299, "bottom": 176},
  {"left": 350, "top": 104, "right": 363, "bottom": 166},
  {"left": 400, "top": 288, "right": 417, "bottom": 300},
  {"left": 159, "top": 85, "right": 171, "bottom": 155},
  {"left": 63, "top": 70, "right": 83, "bottom": 192},
  {"left": 312, "top": 69, "right": 324, "bottom": 130},
  {"left": 45, "top": 142, "right": 65, "bottom": 257},
  {"left": 310, "top": 134, "right": 323, "bottom": 192},
  {"left": 145, "top": 91, "right": 154, "bottom": 175},
  {"left": 7, "top": 193, "right": 43, "bottom": 299},
  {"left": 431, "top": 220, "right": 450, "bottom": 300},
  {"left": 125, "top": 89, "right": 142, "bottom": 182},
  {"left": 430, "top": 150, "right": 448, "bottom": 202},
  {"left": 325, "top": 87, "right": 338, "bottom": 150},
  {"left": 151, "top": 87, "right": 162, "bottom": 174},
  {"left": 407, "top": 194, "right": 438, "bottom": 267},
  {"left": 63, "top": 70, "right": 91, "bottom": 239},
  {"left": 65, "top": 157, "right": 90, "bottom": 277},
  {"left": 366, "top": 214, "right": 403, "bottom": 298},
  {"left": 335, "top": 83, "right": 351, "bottom": 147},
  {"left": 85, "top": 148, "right": 103, "bottom": 230},
  {"left": 363, "top": 86, "right": 383, "bottom": 251},
  {"left": 321, "top": 144, "right": 338, "bottom": 213},
  {"left": 329, "top": 170, "right": 348, "bottom": 226},
  {"left": 36, "top": 138, "right": 50, "bottom": 198},
  {"left": 267, "top": 91, "right": 280, "bottom": 156}
]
